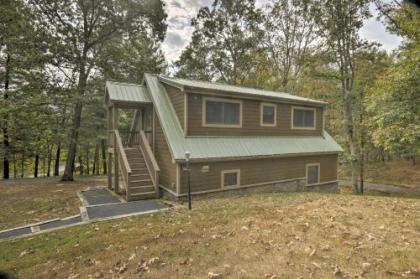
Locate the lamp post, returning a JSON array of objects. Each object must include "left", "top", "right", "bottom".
[{"left": 184, "top": 151, "right": 192, "bottom": 210}]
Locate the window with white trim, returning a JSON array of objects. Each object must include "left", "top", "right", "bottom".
[
  {"left": 203, "top": 98, "right": 242, "bottom": 127},
  {"left": 221, "top": 169, "right": 240, "bottom": 188},
  {"left": 306, "top": 164, "right": 320, "bottom": 185},
  {"left": 292, "top": 107, "right": 316, "bottom": 129},
  {"left": 260, "top": 103, "right": 276, "bottom": 126}
]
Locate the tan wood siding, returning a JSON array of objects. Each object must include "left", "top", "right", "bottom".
[
  {"left": 164, "top": 84, "right": 185, "bottom": 131},
  {"left": 180, "top": 154, "right": 337, "bottom": 193},
  {"left": 154, "top": 115, "right": 177, "bottom": 191},
  {"left": 187, "top": 93, "right": 323, "bottom": 136}
]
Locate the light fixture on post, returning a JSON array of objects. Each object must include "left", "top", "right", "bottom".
[{"left": 184, "top": 151, "right": 192, "bottom": 210}]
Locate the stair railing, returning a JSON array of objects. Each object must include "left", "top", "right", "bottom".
[
  {"left": 114, "top": 130, "right": 132, "bottom": 200},
  {"left": 138, "top": 130, "right": 160, "bottom": 196}
]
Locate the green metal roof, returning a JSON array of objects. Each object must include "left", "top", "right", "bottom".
[
  {"left": 106, "top": 81, "right": 152, "bottom": 104},
  {"left": 144, "top": 74, "right": 342, "bottom": 162},
  {"left": 158, "top": 75, "right": 328, "bottom": 106}
]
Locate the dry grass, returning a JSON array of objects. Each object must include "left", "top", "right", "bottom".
[
  {"left": 1, "top": 191, "right": 419, "bottom": 278},
  {"left": 339, "top": 160, "right": 420, "bottom": 189},
  {"left": 0, "top": 176, "right": 106, "bottom": 230}
]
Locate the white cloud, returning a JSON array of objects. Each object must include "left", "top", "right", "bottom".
[
  {"left": 359, "top": 3, "right": 403, "bottom": 52},
  {"left": 162, "top": 0, "right": 403, "bottom": 63},
  {"left": 162, "top": 0, "right": 212, "bottom": 63}
]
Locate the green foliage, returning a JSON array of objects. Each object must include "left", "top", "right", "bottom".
[
  {"left": 176, "top": 0, "right": 264, "bottom": 85},
  {"left": 367, "top": 49, "right": 420, "bottom": 154},
  {"left": 265, "top": 0, "right": 319, "bottom": 91},
  {"left": 1, "top": 0, "right": 168, "bottom": 178},
  {"left": 367, "top": 2, "right": 420, "bottom": 156}
]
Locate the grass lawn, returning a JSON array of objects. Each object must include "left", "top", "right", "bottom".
[
  {"left": 0, "top": 191, "right": 419, "bottom": 278},
  {"left": 339, "top": 159, "right": 420, "bottom": 189},
  {"left": 0, "top": 176, "right": 106, "bottom": 230}
]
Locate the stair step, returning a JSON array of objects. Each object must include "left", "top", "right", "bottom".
[
  {"left": 130, "top": 185, "right": 155, "bottom": 194},
  {"left": 131, "top": 179, "right": 153, "bottom": 186},
  {"left": 124, "top": 148, "right": 140, "bottom": 151},
  {"left": 130, "top": 162, "right": 146, "bottom": 166},
  {"left": 130, "top": 173, "right": 150, "bottom": 178},
  {"left": 129, "top": 191, "right": 157, "bottom": 200},
  {"left": 128, "top": 158, "right": 144, "bottom": 161},
  {"left": 131, "top": 168, "right": 149, "bottom": 172},
  {"left": 126, "top": 152, "right": 142, "bottom": 156}
]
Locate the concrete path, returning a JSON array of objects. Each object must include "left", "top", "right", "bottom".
[
  {"left": 339, "top": 180, "right": 420, "bottom": 195},
  {"left": 79, "top": 187, "right": 122, "bottom": 206},
  {"left": 0, "top": 188, "right": 171, "bottom": 241}
]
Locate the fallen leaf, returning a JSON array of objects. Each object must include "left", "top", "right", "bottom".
[
  {"left": 128, "top": 253, "right": 136, "bottom": 261},
  {"left": 208, "top": 271, "right": 222, "bottom": 278},
  {"left": 310, "top": 249, "right": 317, "bottom": 257}
]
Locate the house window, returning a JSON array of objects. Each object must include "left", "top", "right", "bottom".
[
  {"left": 306, "top": 164, "right": 320, "bottom": 185},
  {"left": 221, "top": 169, "right": 240, "bottom": 188},
  {"left": 260, "top": 103, "right": 277, "bottom": 126},
  {"left": 203, "top": 97, "right": 242, "bottom": 127},
  {"left": 292, "top": 107, "right": 316, "bottom": 129}
]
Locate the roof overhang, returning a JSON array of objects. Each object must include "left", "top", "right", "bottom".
[
  {"left": 158, "top": 75, "right": 328, "bottom": 108},
  {"left": 105, "top": 81, "right": 152, "bottom": 108}
]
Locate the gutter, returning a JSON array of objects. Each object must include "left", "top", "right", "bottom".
[{"left": 173, "top": 150, "right": 343, "bottom": 164}]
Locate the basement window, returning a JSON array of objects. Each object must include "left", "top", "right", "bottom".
[
  {"left": 292, "top": 107, "right": 316, "bottom": 130},
  {"left": 221, "top": 169, "right": 240, "bottom": 188},
  {"left": 260, "top": 103, "right": 277, "bottom": 126},
  {"left": 203, "top": 97, "right": 242, "bottom": 127},
  {"left": 306, "top": 163, "right": 320, "bottom": 185}
]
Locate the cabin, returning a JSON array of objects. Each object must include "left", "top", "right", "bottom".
[{"left": 104, "top": 74, "right": 343, "bottom": 201}]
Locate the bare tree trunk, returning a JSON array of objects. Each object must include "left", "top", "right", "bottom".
[
  {"left": 93, "top": 142, "right": 99, "bottom": 175},
  {"left": 78, "top": 155, "right": 84, "bottom": 175},
  {"left": 42, "top": 152, "right": 46, "bottom": 177},
  {"left": 359, "top": 96, "right": 365, "bottom": 195},
  {"left": 2, "top": 53, "right": 10, "bottom": 179},
  {"left": 62, "top": 64, "right": 88, "bottom": 181},
  {"left": 342, "top": 89, "right": 359, "bottom": 194},
  {"left": 13, "top": 152, "right": 17, "bottom": 178},
  {"left": 34, "top": 153, "right": 39, "bottom": 178},
  {"left": 62, "top": 101, "right": 83, "bottom": 181},
  {"left": 21, "top": 151, "right": 25, "bottom": 178},
  {"left": 47, "top": 144, "right": 52, "bottom": 177},
  {"left": 85, "top": 144, "right": 90, "bottom": 175},
  {"left": 101, "top": 139, "right": 107, "bottom": 175},
  {"left": 54, "top": 142, "right": 61, "bottom": 176}
]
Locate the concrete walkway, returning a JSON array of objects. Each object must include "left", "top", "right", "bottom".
[
  {"left": 339, "top": 180, "right": 420, "bottom": 195},
  {"left": 0, "top": 187, "right": 171, "bottom": 240}
]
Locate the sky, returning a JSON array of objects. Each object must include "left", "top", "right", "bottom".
[{"left": 162, "top": 0, "right": 403, "bottom": 64}]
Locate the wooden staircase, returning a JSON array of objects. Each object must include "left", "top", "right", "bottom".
[
  {"left": 124, "top": 147, "right": 156, "bottom": 200},
  {"left": 110, "top": 129, "right": 160, "bottom": 201}
]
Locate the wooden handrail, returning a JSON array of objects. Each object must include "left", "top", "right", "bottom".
[
  {"left": 114, "top": 130, "right": 132, "bottom": 174},
  {"left": 139, "top": 130, "right": 160, "bottom": 172},
  {"left": 138, "top": 130, "right": 160, "bottom": 195}
]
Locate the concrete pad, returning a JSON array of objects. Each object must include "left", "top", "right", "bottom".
[
  {"left": 80, "top": 187, "right": 121, "bottom": 206},
  {"left": 0, "top": 227, "right": 32, "bottom": 239},
  {"left": 39, "top": 215, "right": 82, "bottom": 230},
  {"left": 86, "top": 200, "right": 169, "bottom": 220}
]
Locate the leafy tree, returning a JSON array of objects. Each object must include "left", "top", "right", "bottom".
[
  {"left": 265, "top": 0, "right": 318, "bottom": 91},
  {"left": 315, "top": 0, "right": 371, "bottom": 193},
  {"left": 0, "top": 0, "right": 51, "bottom": 179},
  {"left": 99, "top": 30, "right": 166, "bottom": 83},
  {"left": 28, "top": 0, "right": 167, "bottom": 181},
  {"left": 176, "top": 0, "right": 264, "bottom": 85},
  {"left": 367, "top": 2, "right": 420, "bottom": 164}
]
